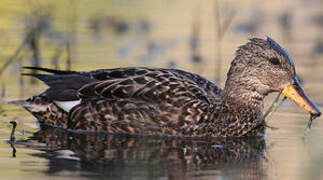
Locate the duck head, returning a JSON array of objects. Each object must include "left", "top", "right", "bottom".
[{"left": 223, "top": 37, "right": 321, "bottom": 116}]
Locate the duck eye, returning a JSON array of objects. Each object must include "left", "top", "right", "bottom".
[{"left": 269, "top": 57, "right": 280, "bottom": 65}]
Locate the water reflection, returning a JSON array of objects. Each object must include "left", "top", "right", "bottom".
[{"left": 13, "top": 127, "right": 268, "bottom": 179}]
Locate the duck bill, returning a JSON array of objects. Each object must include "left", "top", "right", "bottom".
[{"left": 282, "top": 78, "right": 321, "bottom": 116}]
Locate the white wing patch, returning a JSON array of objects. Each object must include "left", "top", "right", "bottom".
[{"left": 54, "top": 100, "right": 81, "bottom": 112}]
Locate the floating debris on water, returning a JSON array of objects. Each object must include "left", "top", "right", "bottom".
[
  {"left": 9, "top": 121, "right": 17, "bottom": 142},
  {"left": 307, "top": 113, "right": 320, "bottom": 129},
  {"left": 8, "top": 121, "right": 17, "bottom": 158},
  {"left": 211, "top": 144, "right": 225, "bottom": 149},
  {"left": 303, "top": 114, "right": 320, "bottom": 139},
  {"left": 20, "top": 130, "right": 31, "bottom": 134},
  {"left": 263, "top": 92, "right": 286, "bottom": 120}
]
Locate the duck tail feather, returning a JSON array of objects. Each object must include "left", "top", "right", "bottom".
[
  {"left": 7, "top": 100, "right": 34, "bottom": 109},
  {"left": 7, "top": 100, "right": 27, "bottom": 106},
  {"left": 21, "top": 73, "right": 58, "bottom": 86},
  {"left": 22, "top": 66, "right": 78, "bottom": 74}
]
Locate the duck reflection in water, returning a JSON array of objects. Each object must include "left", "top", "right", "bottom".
[{"left": 17, "top": 126, "right": 267, "bottom": 180}]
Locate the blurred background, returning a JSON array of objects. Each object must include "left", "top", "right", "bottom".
[
  {"left": 0, "top": 0, "right": 322, "bottom": 98},
  {"left": 0, "top": 0, "right": 323, "bottom": 179}
]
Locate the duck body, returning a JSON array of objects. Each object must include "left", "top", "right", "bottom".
[
  {"left": 12, "top": 37, "right": 320, "bottom": 137},
  {"left": 20, "top": 67, "right": 264, "bottom": 137}
]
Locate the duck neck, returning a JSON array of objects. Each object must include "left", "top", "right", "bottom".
[
  {"left": 208, "top": 81, "right": 266, "bottom": 137},
  {"left": 222, "top": 86, "right": 265, "bottom": 110}
]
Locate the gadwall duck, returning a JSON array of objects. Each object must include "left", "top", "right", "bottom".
[{"left": 10, "top": 37, "right": 321, "bottom": 137}]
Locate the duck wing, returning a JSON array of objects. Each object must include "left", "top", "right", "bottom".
[
  {"left": 21, "top": 67, "right": 223, "bottom": 134},
  {"left": 77, "top": 67, "right": 222, "bottom": 108},
  {"left": 24, "top": 67, "right": 222, "bottom": 103},
  {"left": 23, "top": 67, "right": 222, "bottom": 111}
]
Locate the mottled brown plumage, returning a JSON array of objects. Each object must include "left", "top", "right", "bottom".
[{"left": 10, "top": 37, "right": 320, "bottom": 137}]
